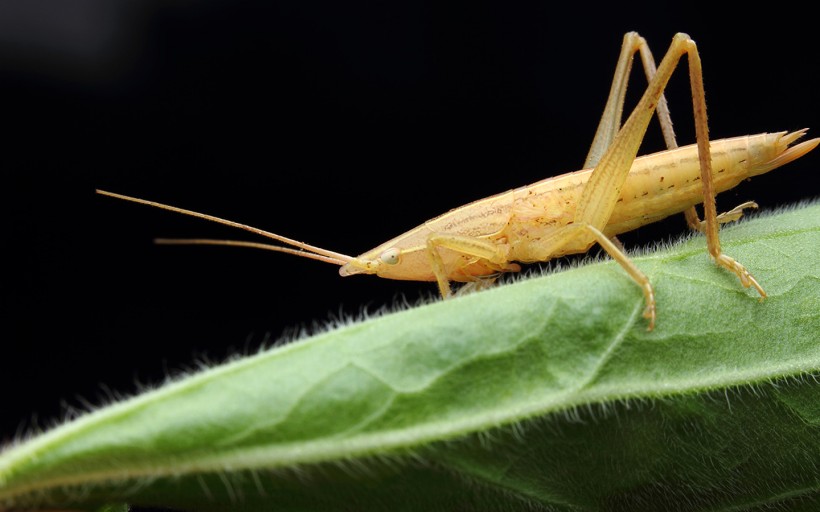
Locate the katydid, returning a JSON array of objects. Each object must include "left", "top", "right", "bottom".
[{"left": 97, "top": 32, "right": 819, "bottom": 330}]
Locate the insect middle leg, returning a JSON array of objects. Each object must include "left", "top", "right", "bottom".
[{"left": 514, "top": 223, "right": 658, "bottom": 328}]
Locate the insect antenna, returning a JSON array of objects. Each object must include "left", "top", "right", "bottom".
[{"left": 96, "top": 189, "right": 353, "bottom": 266}]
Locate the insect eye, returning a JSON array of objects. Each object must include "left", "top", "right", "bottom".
[{"left": 380, "top": 248, "right": 400, "bottom": 265}]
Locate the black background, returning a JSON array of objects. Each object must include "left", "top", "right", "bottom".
[{"left": 2, "top": 2, "right": 818, "bottom": 509}]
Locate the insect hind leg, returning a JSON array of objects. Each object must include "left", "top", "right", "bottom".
[
  {"left": 682, "top": 39, "right": 767, "bottom": 298},
  {"left": 685, "top": 201, "right": 759, "bottom": 232},
  {"left": 593, "top": 34, "right": 756, "bottom": 247},
  {"left": 585, "top": 32, "right": 677, "bottom": 169}
]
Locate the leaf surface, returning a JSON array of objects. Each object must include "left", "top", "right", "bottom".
[{"left": 2, "top": 201, "right": 819, "bottom": 512}]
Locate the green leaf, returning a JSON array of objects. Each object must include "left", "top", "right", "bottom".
[{"left": 2, "top": 201, "right": 819, "bottom": 512}]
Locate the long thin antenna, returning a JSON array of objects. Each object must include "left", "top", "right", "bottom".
[
  {"left": 154, "top": 238, "right": 348, "bottom": 265},
  {"left": 96, "top": 189, "right": 353, "bottom": 266}
]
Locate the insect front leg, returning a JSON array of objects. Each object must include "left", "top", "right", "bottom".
[
  {"left": 425, "top": 234, "right": 516, "bottom": 298},
  {"left": 682, "top": 42, "right": 767, "bottom": 298}
]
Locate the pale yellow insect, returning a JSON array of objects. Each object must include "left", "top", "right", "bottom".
[{"left": 97, "top": 32, "right": 819, "bottom": 330}]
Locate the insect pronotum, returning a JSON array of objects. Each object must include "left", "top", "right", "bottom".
[{"left": 97, "top": 32, "right": 819, "bottom": 330}]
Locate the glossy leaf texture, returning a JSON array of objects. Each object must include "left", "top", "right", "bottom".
[{"left": 1, "top": 201, "right": 819, "bottom": 512}]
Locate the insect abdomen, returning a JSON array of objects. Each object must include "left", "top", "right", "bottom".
[{"left": 605, "top": 131, "right": 815, "bottom": 235}]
